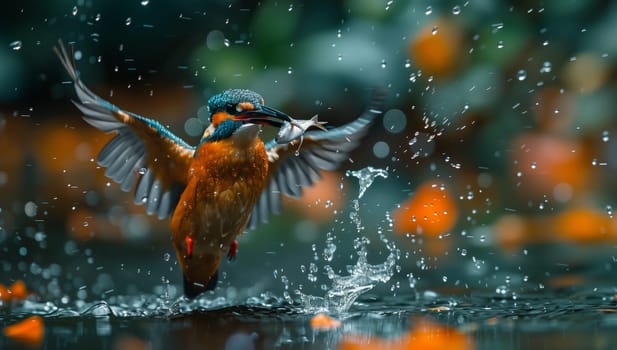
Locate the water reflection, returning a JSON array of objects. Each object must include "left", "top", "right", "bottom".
[{"left": 4, "top": 290, "right": 617, "bottom": 349}]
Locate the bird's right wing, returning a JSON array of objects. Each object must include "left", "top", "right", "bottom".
[
  {"left": 55, "top": 40, "right": 195, "bottom": 219},
  {"left": 248, "top": 92, "right": 384, "bottom": 229}
]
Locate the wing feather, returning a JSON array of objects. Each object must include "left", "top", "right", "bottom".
[
  {"left": 55, "top": 40, "right": 195, "bottom": 219},
  {"left": 248, "top": 91, "right": 384, "bottom": 228}
]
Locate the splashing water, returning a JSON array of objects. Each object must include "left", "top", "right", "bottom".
[
  {"left": 299, "top": 236, "right": 399, "bottom": 314},
  {"left": 345, "top": 166, "right": 389, "bottom": 199},
  {"left": 12, "top": 289, "right": 287, "bottom": 319},
  {"left": 297, "top": 167, "right": 399, "bottom": 314}
]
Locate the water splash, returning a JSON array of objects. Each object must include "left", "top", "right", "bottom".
[
  {"left": 297, "top": 167, "right": 399, "bottom": 314},
  {"left": 299, "top": 236, "right": 398, "bottom": 314},
  {"left": 345, "top": 166, "right": 388, "bottom": 199}
]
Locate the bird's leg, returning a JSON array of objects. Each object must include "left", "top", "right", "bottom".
[
  {"left": 185, "top": 235, "right": 194, "bottom": 258},
  {"left": 227, "top": 239, "right": 238, "bottom": 261}
]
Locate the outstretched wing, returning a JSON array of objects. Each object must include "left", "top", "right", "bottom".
[
  {"left": 248, "top": 92, "right": 384, "bottom": 229},
  {"left": 55, "top": 41, "right": 195, "bottom": 219}
]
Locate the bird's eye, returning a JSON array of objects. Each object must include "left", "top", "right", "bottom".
[{"left": 226, "top": 103, "right": 238, "bottom": 114}]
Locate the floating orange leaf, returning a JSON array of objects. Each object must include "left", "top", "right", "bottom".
[
  {"left": 3, "top": 316, "right": 44, "bottom": 346},
  {"left": 393, "top": 181, "right": 458, "bottom": 237},
  {"left": 310, "top": 313, "right": 342, "bottom": 330}
]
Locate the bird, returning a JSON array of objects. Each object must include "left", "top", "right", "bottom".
[{"left": 54, "top": 41, "right": 383, "bottom": 298}]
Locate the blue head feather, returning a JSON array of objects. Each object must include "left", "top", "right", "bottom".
[{"left": 207, "top": 89, "right": 264, "bottom": 121}]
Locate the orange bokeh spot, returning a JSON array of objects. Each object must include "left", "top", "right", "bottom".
[
  {"left": 283, "top": 171, "right": 343, "bottom": 223},
  {"left": 510, "top": 132, "right": 589, "bottom": 201},
  {"left": 393, "top": 181, "right": 458, "bottom": 237},
  {"left": 493, "top": 214, "right": 529, "bottom": 251},
  {"left": 552, "top": 208, "right": 614, "bottom": 244},
  {"left": 3, "top": 316, "right": 44, "bottom": 346},
  {"left": 310, "top": 313, "right": 342, "bottom": 330},
  {"left": 9, "top": 280, "right": 28, "bottom": 300},
  {"left": 339, "top": 318, "right": 474, "bottom": 350},
  {"left": 0, "top": 280, "right": 30, "bottom": 302},
  {"left": 409, "top": 19, "right": 463, "bottom": 77}
]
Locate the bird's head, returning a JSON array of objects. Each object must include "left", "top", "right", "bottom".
[{"left": 201, "top": 89, "right": 291, "bottom": 142}]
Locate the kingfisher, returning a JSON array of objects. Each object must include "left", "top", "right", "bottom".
[{"left": 55, "top": 41, "right": 382, "bottom": 298}]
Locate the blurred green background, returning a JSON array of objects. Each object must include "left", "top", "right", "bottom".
[{"left": 1, "top": 0, "right": 617, "bottom": 302}]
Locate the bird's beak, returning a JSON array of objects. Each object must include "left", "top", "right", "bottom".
[{"left": 234, "top": 105, "right": 292, "bottom": 128}]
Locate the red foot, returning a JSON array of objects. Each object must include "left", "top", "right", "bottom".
[
  {"left": 185, "top": 235, "right": 194, "bottom": 258},
  {"left": 227, "top": 240, "right": 238, "bottom": 261}
]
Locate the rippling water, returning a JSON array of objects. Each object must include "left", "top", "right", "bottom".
[{"left": 3, "top": 288, "right": 617, "bottom": 349}]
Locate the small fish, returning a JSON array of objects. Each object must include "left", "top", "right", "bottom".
[{"left": 275, "top": 115, "right": 327, "bottom": 144}]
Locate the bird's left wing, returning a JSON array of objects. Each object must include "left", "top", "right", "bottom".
[
  {"left": 55, "top": 41, "right": 195, "bottom": 219},
  {"left": 248, "top": 93, "right": 383, "bottom": 229}
]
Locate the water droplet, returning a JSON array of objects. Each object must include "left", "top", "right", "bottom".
[
  {"left": 452, "top": 5, "right": 461, "bottom": 15},
  {"left": 141, "top": 0, "right": 150, "bottom": 5},
  {"left": 497, "top": 40, "right": 504, "bottom": 49},
  {"left": 72, "top": 6, "right": 78, "bottom": 16},
  {"left": 530, "top": 162, "right": 537, "bottom": 169},
  {"left": 496, "top": 285, "right": 508, "bottom": 295},
  {"left": 425, "top": 6, "right": 433, "bottom": 15},
  {"left": 602, "top": 130, "right": 610, "bottom": 142},
  {"left": 9, "top": 40, "right": 22, "bottom": 51},
  {"left": 431, "top": 26, "right": 438, "bottom": 35},
  {"left": 125, "top": 17, "right": 132, "bottom": 26},
  {"left": 404, "top": 59, "right": 411, "bottom": 68},
  {"left": 287, "top": 66, "right": 293, "bottom": 75},
  {"left": 516, "top": 69, "right": 527, "bottom": 81},
  {"left": 24, "top": 201, "right": 38, "bottom": 217},
  {"left": 163, "top": 253, "right": 170, "bottom": 261},
  {"left": 346, "top": 167, "right": 388, "bottom": 199},
  {"left": 95, "top": 13, "right": 101, "bottom": 21},
  {"left": 380, "top": 59, "right": 387, "bottom": 68},
  {"left": 540, "top": 61, "right": 552, "bottom": 73}
]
